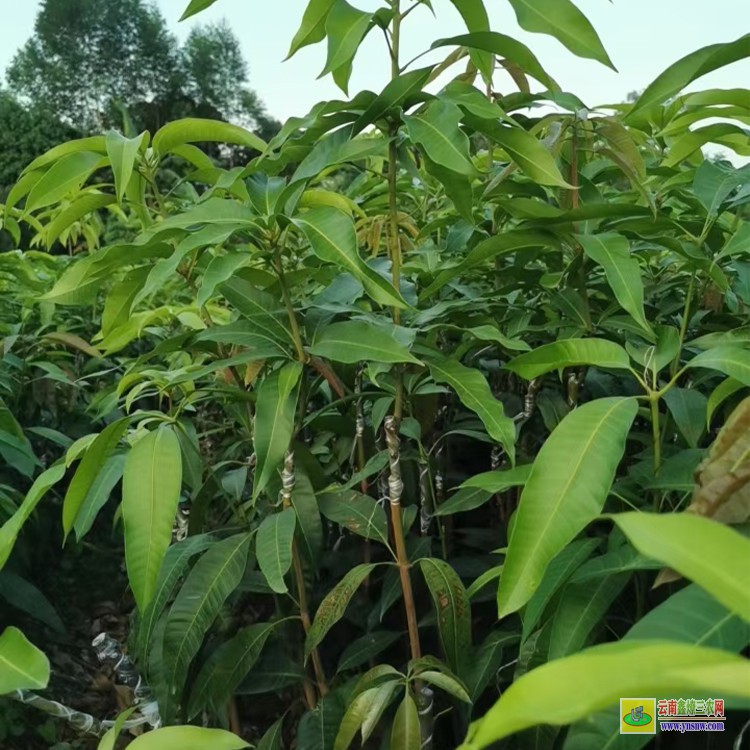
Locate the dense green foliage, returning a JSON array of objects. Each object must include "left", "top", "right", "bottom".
[{"left": 0, "top": 1, "right": 749, "bottom": 749}]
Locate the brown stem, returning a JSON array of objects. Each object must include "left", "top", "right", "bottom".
[{"left": 228, "top": 697, "right": 241, "bottom": 735}]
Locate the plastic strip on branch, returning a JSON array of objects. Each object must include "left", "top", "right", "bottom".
[
  {"left": 92, "top": 632, "right": 161, "bottom": 728},
  {"left": 417, "top": 685, "right": 435, "bottom": 750}
]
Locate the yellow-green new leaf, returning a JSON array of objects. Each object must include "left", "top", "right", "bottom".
[
  {"left": 25, "top": 151, "right": 105, "bottom": 213},
  {"left": 497, "top": 398, "right": 637, "bottom": 618},
  {"left": 391, "top": 693, "right": 420, "bottom": 750},
  {"left": 153, "top": 118, "right": 266, "bottom": 156},
  {"left": 505, "top": 0, "right": 615, "bottom": 70},
  {"left": 0, "top": 627, "right": 50, "bottom": 694},
  {"left": 576, "top": 233, "right": 652, "bottom": 335},
  {"left": 686, "top": 346, "right": 750, "bottom": 387},
  {"left": 462, "top": 641, "right": 750, "bottom": 748},
  {"left": 106, "top": 130, "right": 147, "bottom": 205},
  {"left": 128, "top": 727, "right": 248, "bottom": 750},
  {"left": 123, "top": 427, "right": 183, "bottom": 612},
  {"left": 429, "top": 358, "right": 516, "bottom": 463},
  {"left": 610, "top": 512, "right": 750, "bottom": 623},
  {"left": 294, "top": 207, "right": 408, "bottom": 310},
  {"left": 505, "top": 339, "right": 631, "bottom": 380}
]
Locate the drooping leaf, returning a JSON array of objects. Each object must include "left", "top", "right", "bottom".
[
  {"left": 497, "top": 398, "right": 637, "bottom": 618},
  {"left": 256, "top": 509, "right": 297, "bottom": 594},
  {"left": 123, "top": 427, "right": 183, "bottom": 612},
  {"left": 337, "top": 631, "right": 402, "bottom": 673},
  {"left": 288, "top": 0, "right": 335, "bottom": 58},
  {"left": 305, "top": 564, "right": 378, "bottom": 660},
  {"left": 462, "top": 642, "right": 750, "bottom": 748},
  {"left": 391, "top": 693, "right": 420, "bottom": 750},
  {"left": 419, "top": 558, "right": 472, "bottom": 677},
  {"left": 335, "top": 682, "right": 401, "bottom": 750},
  {"left": 25, "top": 151, "right": 104, "bottom": 213},
  {"left": 429, "top": 358, "right": 515, "bottom": 462},
  {"left": 505, "top": 339, "right": 631, "bottom": 380},
  {"left": 153, "top": 118, "right": 266, "bottom": 156},
  {"left": 505, "top": 0, "right": 615, "bottom": 69},
  {"left": 253, "top": 363, "right": 302, "bottom": 501},
  {"left": 309, "top": 321, "right": 420, "bottom": 364},
  {"left": 106, "top": 130, "right": 146, "bottom": 205},
  {"left": 127, "top": 727, "right": 248, "bottom": 750},
  {"left": 610, "top": 512, "right": 750, "bottom": 623},
  {"left": 0, "top": 626, "right": 50, "bottom": 694},
  {"left": 163, "top": 534, "right": 251, "bottom": 718},
  {"left": 187, "top": 621, "right": 278, "bottom": 718},
  {"left": 576, "top": 234, "right": 652, "bottom": 334}
]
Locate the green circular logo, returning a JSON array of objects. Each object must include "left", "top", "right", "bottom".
[{"left": 623, "top": 712, "right": 652, "bottom": 727}]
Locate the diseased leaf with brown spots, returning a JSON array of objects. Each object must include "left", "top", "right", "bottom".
[
  {"left": 318, "top": 490, "right": 390, "bottom": 547},
  {"left": 419, "top": 557, "right": 472, "bottom": 678},
  {"left": 305, "top": 563, "right": 379, "bottom": 660}
]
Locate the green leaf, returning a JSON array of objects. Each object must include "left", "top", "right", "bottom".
[
  {"left": 321, "top": 0, "right": 373, "bottom": 91},
  {"left": 463, "top": 641, "right": 750, "bottom": 748},
  {"left": 294, "top": 207, "right": 409, "bottom": 309},
  {"left": 97, "top": 708, "right": 136, "bottom": 750},
  {"left": 337, "top": 631, "right": 401, "bottom": 673},
  {"left": 629, "top": 33, "right": 750, "bottom": 118},
  {"left": 404, "top": 100, "right": 477, "bottom": 176},
  {"left": 422, "top": 231, "right": 554, "bottom": 298},
  {"left": 291, "top": 469, "right": 323, "bottom": 566},
  {"left": 288, "top": 0, "right": 335, "bottom": 58},
  {"left": 335, "top": 682, "right": 400, "bottom": 750},
  {"left": 153, "top": 118, "right": 266, "bottom": 156},
  {"left": 497, "top": 398, "right": 637, "bottom": 618},
  {"left": 257, "top": 716, "right": 285, "bottom": 750},
  {"left": 576, "top": 234, "right": 652, "bottom": 334},
  {"left": 297, "top": 693, "right": 346, "bottom": 750},
  {"left": 0, "top": 462, "right": 66, "bottom": 570},
  {"left": 25, "top": 151, "right": 104, "bottom": 213},
  {"left": 123, "top": 427, "right": 183, "bottom": 612},
  {"left": 128, "top": 727, "right": 248, "bottom": 750},
  {"left": 145, "top": 198, "right": 258, "bottom": 234},
  {"left": 45, "top": 193, "right": 116, "bottom": 248},
  {"left": 163, "top": 534, "right": 250, "bottom": 718},
  {"left": 257, "top": 509, "right": 297, "bottom": 594},
  {"left": 505, "top": 0, "right": 615, "bottom": 69},
  {"left": 436, "top": 465, "right": 531, "bottom": 516},
  {"left": 106, "top": 130, "right": 146, "bottom": 205},
  {"left": 506, "top": 339, "right": 632, "bottom": 380},
  {"left": 686, "top": 346, "right": 750, "bottom": 386},
  {"left": 218, "top": 278, "right": 294, "bottom": 345},
  {"left": 197, "top": 252, "right": 252, "bottom": 308},
  {"left": 135, "top": 534, "right": 214, "bottom": 660},
  {"left": 419, "top": 558, "right": 472, "bottom": 677},
  {"left": 0, "top": 571, "right": 64, "bottom": 633},
  {"left": 428, "top": 358, "right": 515, "bottom": 462},
  {"left": 310, "top": 321, "right": 420, "bottom": 364},
  {"left": 73, "top": 454, "right": 125, "bottom": 540},
  {"left": 707, "top": 378, "right": 745, "bottom": 427},
  {"left": 318, "top": 490, "right": 390, "bottom": 546},
  {"left": 62, "top": 419, "right": 129, "bottom": 539},
  {"left": 0, "top": 627, "right": 50, "bottom": 694},
  {"left": 418, "top": 670, "right": 471, "bottom": 703},
  {"left": 447, "top": 0, "right": 492, "bottom": 80},
  {"left": 188, "top": 621, "right": 278, "bottom": 718},
  {"left": 466, "top": 629, "right": 519, "bottom": 701},
  {"left": 306, "top": 563, "right": 377, "bottom": 659},
  {"left": 179, "top": 0, "right": 220, "bottom": 19},
  {"left": 610, "top": 512, "right": 750, "bottom": 623},
  {"left": 716, "top": 222, "right": 750, "bottom": 262},
  {"left": 431, "top": 32, "right": 558, "bottom": 90},
  {"left": 391, "top": 693, "right": 420, "bottom": 750},
  {"left": 663, "top": 387, "right": 707, "bottom": 448},
  {"left": 253, "top": 363, "right": 303, "bottom": 501},
  {"left": 694, "top": 161, "right": 750, "bottom": 217}
]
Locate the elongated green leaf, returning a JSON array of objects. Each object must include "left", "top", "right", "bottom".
[
  {"left": 197, "top": 252, "right": 252, "bottom": 308},
  {"left": 297, "top": 693, "right": 346, "bottom": 750},
  {"left": 505, "top": 0, "right": 614, "bottom": 69},
  {"left": 253, "top": 363, "right": 302, "bottom": 500},
  {"left": 153, "top": 118, "right": 266, "bottom": 156},
  {"left": 707, "top": 377, "right": 745, "bottom": 427},
  {"left": 716, "top": 221, "right": 750, "bottom": 262},
  {"left": 419, "top": 670, "right": 471, "bottom": 703},
  {"left": 0, "top": 627, "right": 50, "bottom": 694},
  {"left": 288, "top": 0, "right": 335, "bottom": 57},
  {"left": 432, "top": 32, "right": 557, "bottom": 90},
  {"left": 391, "top": 693, "right": 420, "bottom": 750},
  {"left": 291, "top": 469, "right": 323, "bottom": 565},
  {"left": 217, "top": 278, "right": 293, "bottom": 344},
  {"left": 422, "top": 231, "right": 554, "bottom": 297},
  {"left": 306, "top": 563, "right": 377, "bottom": 659},
  {"left": 337, "top": 631, "right": 401, "bottom": 673},
  {"left": 498, "top": 398, "right": 637, "bottom": 618},
  {"left": 179, "top": 0, "right": 220, "bottom": 20},
  {"left": 447, "top": 0, "right": 492, "bottom": 80},
  {"left": 419, "top": 558, "right": 472, "bottom": 678},
  {"left": 459, "top": 464, "right": 532, "bottom": 494},
  {"left": 310, "top": 321, "right": 420, "bottom": 364},
  {"left": 352, "top": 67, "right": 434, "bottom": 134},
  {"left": 429, "top": 358, "right": 515, "bottom": 462},
  {"left": 257, "top": 717, "right": 285, "bottom": 750},
  {"left": 462, "top": 642, "right": 750, "bottom": 748},
  {"left": 188, "top": 621, "right": 278, "bottom": 718},
  {"left": 321, "top": 0, "right": 372, "bottom": 91},
  {"left": 106, "top": 131, "right": 146, "bottom": 205},
  {"left": 318, "top": 490, "right": 389, "bottom": 546},
  {"left": 404, "top": 100, "right": 477, "bottom": 176},
  {"left": 335, "top": 681, "right": 400, "bottom": 750},
  {"left": 136, "top": 534, "right": 214, "bottom": 660},
  {"left": 25, "top": 151, "right": 104, "bottom": 212},
  {"left": 686, "top": 346, "right": 750, "bottom": 386},
  {"left": 564, "top": 585, "right": 750, "bottom": 750},
  {"left": 62, "top": 419, "right": 129, "bottom": 539},
  {"left": 97, "top": 708, "right": 136, "bottom": 750},
  {"left": 257, "top": 509, "right": 297, "bottom": 594},
  {"left": 45, "top": 193, "right": 116, "bottom": 248},
  {"left": 128, "top": 727, "right": 248, "bottom": 750},
  {"left": 506, "top": 339, "right": 631, "bottom": 380},
  {"left": 0, "top": 462, "right": 66, "bottom": 570},
  {"left": 123, "top": 427, "right": 182, "bottom": 612},
  {"left": 0, "top": 571, "right": 64, "bottom": 633},
  {"left": 521, "top": 538, "right": 600, "bottom": 641},
  {"left": 629, "top": 33, "right": 750, "bottom": 117},
  {"left": 73, "top": 454, "right": 125, "bottom": 540},
  {"left": 294, "top": 207, "right": 408, "bottom": 309},
  {"left": 466, "top": 629, "right": 519, "bottom": 701},
  {"left": 610, "top": 512, "right": 750, "bottom": 622},
  {"left": 163, "top": 534, "right": 250, "bottom": 718},
  {"left": 576, "top": 234, "right": 652, "bottom": 334},
  {"left": 145, "top": 198, "right": 258, "bottom": 234},
  {"left": 22, "top": 136, "right": 106, "bottom": 175},
  {"left": 663, "top": 387, "right": 707, "bottom": 447}
]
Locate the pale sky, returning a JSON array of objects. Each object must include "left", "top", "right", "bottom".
[{"left": 1, "top": 0, "right": 748, "bottom": 122}]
